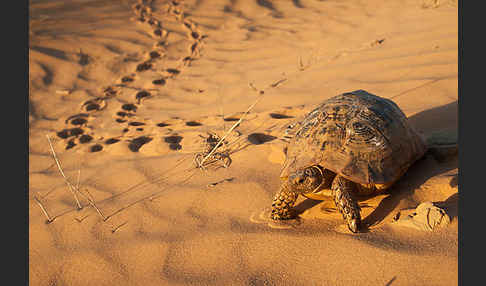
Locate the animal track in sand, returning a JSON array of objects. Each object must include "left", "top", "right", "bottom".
[
  {"left": 69, "top": 117, "right": 87, "bottom": 126},
  {"left": 79, "top": 134, "right": 93, "bottom": 144},
  {"left": 121, "top": 103, "right": 137, "bottom": 112},
  {"left": 82, "top": 98, "right": 106, "bottom": 112},
  {"left": 128, "top": 122, "right": 145, "bottom": 127},
  {"left": 54, "top": 0, "right": 206, "bottom": 153},
  {"left": 90, "top": 144, "right": 103, "bottom": 152},
  {"left": 121, "top": 75, "right": 135, "bottom": 83},
  {"left": 157, "top": 122, "right": 170, "bottom": 127},
  {"left": 57, "top": 118, "right": 97, "bottom": 149},
  {"left": 164, "top": 135, "right": 183, "bottom": 150},
  {"left": 135, "top": 90, "right": 151, "bottom": 103},
  {"left": 66, "top": 139, "right": 76, "bottom": 150},
  {"left": 152, "top": 78, "right": 166, "bottom": 85},
  {"left": 247, "top": 133, "right": 277, "bottom": 145},
  {"left": 149, "top": 51, "right": 162, "bottom": 59},
  {"left": 128, "top": 136, "right": 153, "bottom": 152},
  {"left": 136, "top": 61, "right": 153, "bottom": 72},
  {"left": 185, "top": 121, "right": 202, "bottom": 127},
  {"left": 269, "top": 113, "right": 294, "bottom": 119},
  {"left": 223, "top": 117, "right": 240, "bottom": 122},
  {"left": 57, "top": 127, "right": 84, "bottom": 139},
  {"left": 65, "top": 113, "right": 89, "bottom": 125},
  {"left": 116, "top": 111, "right": 135, "bottom": 118},
  {"left": 115, "top": 104, "right": 138, "bottom": 124},
  {"left": 165, "top": 68, "right": 180, "bottom": 77},
  {"left": 103, "top": 86, "right": 118, "bottom": 98},
  {"left": 105, "top": 138, "right": 120, "bottom": 145}
]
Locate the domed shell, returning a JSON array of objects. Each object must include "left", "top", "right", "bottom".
[{"left": 280, "top": 90, "right": 427, "bottom": 185}]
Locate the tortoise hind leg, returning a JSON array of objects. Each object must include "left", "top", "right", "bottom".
[{"left": 331, "top": 175, "right": 361, "bottom": 233}]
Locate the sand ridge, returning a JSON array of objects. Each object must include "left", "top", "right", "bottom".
[{"left": 29, "top": 0, "right": 458, "bottom": 285}]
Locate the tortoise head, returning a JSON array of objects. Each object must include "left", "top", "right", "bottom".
[{"left": 288, "top": 166, "right": 326, "bottom": 194}]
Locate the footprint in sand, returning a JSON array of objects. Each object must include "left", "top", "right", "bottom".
[
  {"left": 82, "top": 97, "right": 107, "bottom": 112},
  {"left": 136, "top": 61, "right": 153, "bottom": 72},
  {"left": 78, "top": 134, "right": 93, "bottom": 144},
  {"left": 156, "top": 122, "right": 171, "bottom": 128},
  {"left": 57, "top": 127, "right": 84, "bottom": 139},
  {"left": 104, "top": 138, "right": 120, "bottom": 145},
  {"left": 135, "top": 90, "right": 152, "bottom": 104},
  {"left": 164, "top": 135, "right": 183, "bottom": 150},
  {"left": 149, "top": 50, "right": 162, "bottom": 59},
  {"left": 152, "top": 78, "right": 166, "bottom": 86},
  {"left": 65, "top": 113, "right": 89, "bottom": 126},
  {"left": 249, "top": 208, "right": 302, "bottom": 229},
  {"left": 269, "top": 113, "right": 294, "bottom": 119},
  {"left": 128, "top": 136, "right": 153, "bottom": 152},
  {"left": 55, "top": 0, "right": 204, "bottom": 153},
  {"left": 120, "top": 75, "right": 135, "bottom": 84},
  {"left": 247, "top": 133, "right": 277, "bottom": 145},
  {"left": 121, "top": 103, "right": 138, "bottom": 113},
  {"left": 58, "top": 128, "right": 94, "bottom": 150},
  {"left": 185, "top": 121, "right": 202, "bottom": 127},
  {"left": 90, "top": 144, "right": 103, "bottom": 153},
  {"left": 164, "top": 68, "right": 181, "bottom": 78},
  {"left": 57, "top": 113, "right": 97, "bottom": 149}
]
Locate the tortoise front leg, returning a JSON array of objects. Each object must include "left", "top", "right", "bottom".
[
  {"left": 270, "top": 182, "right": 298, "bottom": 220},
  {"left": 331, "top": 175, "right": 361, "bottom": 233}
]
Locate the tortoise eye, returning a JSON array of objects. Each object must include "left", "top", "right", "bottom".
[{"left": 304, "top": 168, "right": 314, "bottom": 176}]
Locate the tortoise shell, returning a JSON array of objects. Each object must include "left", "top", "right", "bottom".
[{"left": 280, "top": 90, "right": 427, "bottom": 185}]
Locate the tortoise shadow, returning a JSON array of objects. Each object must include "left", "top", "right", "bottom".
[
  {"left": 361, "top": 154, "right": 457, "bottom": 228},
  {"left": 293, "top": 101, "right": 458, "bottom": 229}
]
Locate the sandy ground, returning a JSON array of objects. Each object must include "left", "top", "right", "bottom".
[{"left": 29, "top": 0, "right": 458, "bottom": 285}]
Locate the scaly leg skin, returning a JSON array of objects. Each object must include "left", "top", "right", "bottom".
[
  {"left": 270, "top": 182, "right": 298, "bottom": 220},
  {"left": 331, "top": 175, "right": 361, "bottom": 233}
]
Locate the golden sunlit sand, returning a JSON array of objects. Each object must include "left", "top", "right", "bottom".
[{"left": 29, "top": 0, "right": 458, "bottom": 285}]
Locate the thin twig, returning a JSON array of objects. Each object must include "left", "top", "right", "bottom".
[
  {"left": 111, "top": 221, "right": 128, "bottom": 233},
  {"left": 33, "top": 195, "right": 53, "bottom": 224},
  {"left": 74, "top": 215, "right": 90, "bottom": 223},
  {"left": 82, "top": 189, "right": 107, "bottom": 221},
  {"left": 270, "top": 78, "right": 287, "bottom": 88},
  {"left": 76, "top": 168, "right": 81, "bottom": 192},
  {"left": 197, "top": 93, "right": 263, "bottom": 168},
  {"left": 299, "top": 56, "right": 306, "bottom": 71},
  {"left": 196, "top": 77, "right": 287, "bottom": 169},
  {"left": 46, "top": 135, "right": 83, "bottom": 210}
]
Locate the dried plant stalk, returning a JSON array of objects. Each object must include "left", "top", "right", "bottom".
[
  {"left": 33, "top": 195, "right": 53, "bottom": 223},
  {"left": 81, "top": 189, "right": 107, "bottom": 221},
  {"left": 197, "top": 94, "right": 263, "bottom": 168},
  {"left": 46, "top": 135, "right": 83, "bottom": 209}
]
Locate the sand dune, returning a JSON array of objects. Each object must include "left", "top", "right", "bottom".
[{"left": 29, "top": 0, "right": 458, "bottom": 285}]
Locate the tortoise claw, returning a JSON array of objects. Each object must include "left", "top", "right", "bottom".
[{"left": 348, "top": 218, "right": 361, "bottom": 233}]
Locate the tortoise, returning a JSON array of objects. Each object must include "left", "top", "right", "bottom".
[{"left": 271, "top": 90, "right": 427, "bottom": 233}]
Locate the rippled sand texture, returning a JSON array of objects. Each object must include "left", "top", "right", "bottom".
[{"left": 29, "top": 0, "right": 458, "bottom": 285}]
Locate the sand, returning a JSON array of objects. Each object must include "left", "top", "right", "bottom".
[{"left": 29, "top": 0, "right": 458, "bottom": 285}]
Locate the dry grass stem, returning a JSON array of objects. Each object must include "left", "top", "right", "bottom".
[
  {"left": 197, "top": 94, "right": 263, "bottom": 168},
  {"left": 270, "top": 78, "right": 287, "bottom": 88},
  {"left": 196, "top": 77, "right": 287, "bottom": 169},
  {"left": 111, "top": 221, "right": 128, "bottom": 233},
  {"left": 74, "top": 215, "right": 90, "bottom": 223},
  {"left": 46, "top": 134, "right": 83, "bottom": 210},
  {"left": 299, "top": 56, "right": 306, "bottom": 71},
  {"left": 82, "top": 189, "right": 107, "bottom": 221},
  {"left": 76, "top": 168, "right": 81, "bottom": 191},
  {"left": 34, "top": 195, "right": 53, "bottom": 223}
]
